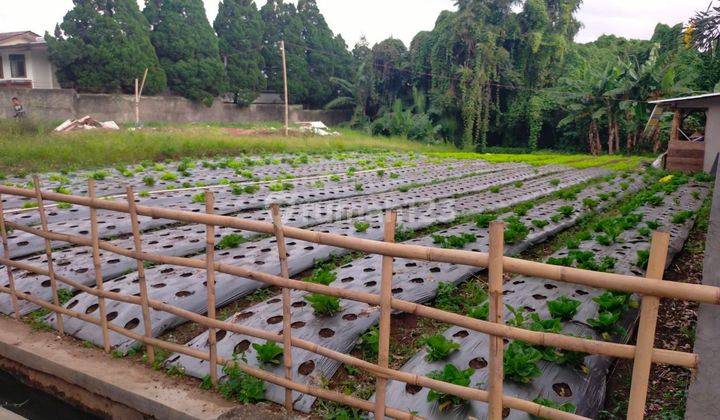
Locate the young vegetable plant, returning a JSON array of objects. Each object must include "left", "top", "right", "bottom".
[
  {"left": 505, "top": 304, "right": 527, "bottom": 327},
  {"left": 218, "top": 354, "right": 265, "bottom": 403},
  {"left": 582, "top": 198, "right": 598, "bottom": 209},
  {"left": 532, "top": 219, "right": 549, "bottom": 229},
  {"left": 504, "top": 217, "right": 529, "bottom": 244},
  {"left": 305, "top": 294, "right": 341, "bottom": 316},
  {"left": 353, "top": 220, "right": 370, "bottom": 233},
  {"left": 527, "top": 313, "right": 563, "bottom": 333},
  {"left": 191, "top": 192, "right": 206, "bottom": 204},
  {"left": 467, "top": 301, "right": 489, "bottom": 320},
  {"left": 432, "top": 233, "right": 476, "bottom": 249},
  {"left": 426, "top": 364, "right": 475, "bottom": 410},
  {"left": 474, "top": 213, "right": 497, "bottom": 228},
  {"left": 550, "top": 179, "right": 561, "bottom": 186},
  {"left": 557, "top": 205, "right": 574, "bottom": 218},
  {"left": 514, "top": 202, "right": 534, "bottom": 217},
  {"left": 216, "top": 233, "right": 245, "bottom": 250},
  {"left": 504, "top": 341, "right": 543, "bottom": 384},
  {"left": 547, "top": 296, "right": 581, "bottom": 321},
  {"left": 435, "top": 282, "right": 462, "bottom": 312},
  {"left": 490, "top": 185, "right": 501, "bottom": 193},
  {"left": 636, "top": 249, "right": 650, "bottom": 270},
  {"left": 252, "top": 340, "right": 284, "bottom": 365},
  {"left": 671, "top": 210, "right": 694, "bottom": 224},
  {"left": 359, "top": 326, "right": 379, "bottom": 359},
  {"left": 587, "top": 311, "right": 625, "bottom": 340},
  {"left": 424, "top": 334, "right": 461, "bottom": 362},
  {"left": 531, "top": 398, "right": 577, "bottom": 418}
]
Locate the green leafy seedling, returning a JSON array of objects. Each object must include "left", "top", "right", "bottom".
[
  {"left": 426, "top": 364, "right": 475, "bottom": 410},
  {"left": 531, "top": 398, "right": 577, "bottom": 419},
  {"left": 504, "top": 341, "right": 542, "bottom": 384},
  {"left": 353, "top": 221, "right": 370, "bottom": 233},
  {"left": 305, "top": 294, "right": 341, "bottom": 316},
  {"left": 252, "top": 341, "right": 284, "bottom": 365},
  {"left": 216, "top": 234, "right": 245, "bottom": 250},
  {"left": 547, "top": 296, "right": 581, "bottom": 321},
  {"left": 425, "top": 334, "right": 461, "bottom": 362},
  {"left": 532, "top": 219, "right": 549, "bottom": 229},
  {"left": 474, "top": 213, "right": 497, "bottom": 228},
  {"left": 467, "top": 301, "right": 489, "bottom": 320}
]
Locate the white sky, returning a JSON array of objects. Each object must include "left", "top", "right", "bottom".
[{"left": 0, "top": 0, "right": 713, "bottom": 47}]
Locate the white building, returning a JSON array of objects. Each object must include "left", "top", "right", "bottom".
[{"left": 0, "top": 31, "right": 59, "bottom": 89}]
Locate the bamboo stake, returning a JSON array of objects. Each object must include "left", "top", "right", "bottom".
[
  {"left": 32, "top": 175, "right": 64, "bottom": 334},
  {"left": 375, "top": 210, "right": 397, "bottom": 419},
  {"left": 280, "top": 40, "right": 289, "bottom": 136},
  {"left": 271, "top": 203, "right": 294, "bottom": 413},
  {"left": 0, "top": 221, "right": 700, "bottom": 369},
  {"left": 488, "top": 221, "right": 505, "bottom": 419},
  {"left": 88, "top": 180, "right": 110, "bottom": 353},
  {"left": 204, "top": 191, "right": 218, "bottom": 386},
  {"left": 626, "top": 231, "right": 670, "bottom": 419},
  {"left": 0, "top": 194, "right": 20, "bottom": 318},
  {"left": 125, "top": 186, "right": 154, "bottom": 364}
]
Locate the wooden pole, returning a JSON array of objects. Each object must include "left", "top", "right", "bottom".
[
  {"left": 32, "top": 175, "right": 64, "bottom": 334},
  {"left": 125, "top": 186, "right": 154, "bottom": 364},
  {"left": 488, "top": 221, "right": 505, "bottom": 419},
  {"left": 280, "top": 40, "right": 289, "bottom": 137},
  {"left": 88, "top": 179, "right": 110, "bottom": 353},
  {"left": 670, "top": 110, "right": 681, "bottom": 142},
  {"left": 0, "top": 195, "right": 20, "bottom": 319},
  {"left": 626, "top": 231, "right": 670, "bottom": 419},
  {"left": 135, "top": 68, "right": 148, "bottom": 127},
  {"left": 271, "top": 203, "right": 294, "bottom": 413},
  {"left": 205, "top": 190, "right": 218, "bottom": 386},
  {"left": 374, "top": 210, "right": 397, "bottom": 419}
]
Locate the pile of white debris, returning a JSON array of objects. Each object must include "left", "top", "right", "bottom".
[
  {"left": 55, "top": 116, "right": 120, "bottom": 132},
  {"left": 297, "top": 121, "right": 339, "bottom": 136}
]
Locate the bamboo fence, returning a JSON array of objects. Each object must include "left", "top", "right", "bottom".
[{"left": 0, "top": 183, "right": 717, "bottom": 419}]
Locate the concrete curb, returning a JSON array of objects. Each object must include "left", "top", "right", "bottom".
[{"left": 0, "top": 316, "right": 235, "bottom": 420}]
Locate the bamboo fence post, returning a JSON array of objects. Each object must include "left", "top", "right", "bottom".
[
  {"left": 0, "top": 195, "right": 20, "bottom": 318},
  {"left": 88, "top": 180, "right": 111, "bottom": 353},
  {"left": 126, "top": 186, "right": 154, "bottom": 364},
  {"left": 488, "top": 221, "right": 505, "bottom": 419},
  {"left": 374, "top": 210, "right": 397, "bottom": 419},
  {"left": 33, "top": 175, "right": 64, "bottom": 334},
  {"left": 270, "top": 203, "right": 294, "bottom": 412},
  {"left": 626, "top": 231, "right": 670, "bottom": 419},
  {"left": 205, "top": 191, "right": 219, "bottom": 386}
]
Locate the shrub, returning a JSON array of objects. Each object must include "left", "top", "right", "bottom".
[
  {"left": 216, "top": 234, "right": 246, "bottom": 250},
  {"left": 353, "top": 221, "right": 370, "bottom": 233},
  {"left": 425, "top": 334, "right": 461, "bottom": 361},
  {"left": 695, "top": 172, "right": 714, "bottom": 182},
  {"left": 547, "top": 296, "right": 581, "bottom": 321},
  {"left": 504, "top": 341, "right": 542, "bottom": 383},
  {"left": 426, "top": 364, "right": 474, "bottom": 409},
  {"left": 252, "top": 341, "right": 284, "bottom": 365}
]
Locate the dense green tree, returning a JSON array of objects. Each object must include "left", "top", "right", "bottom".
[
  {"left": 260, "top": 0, "right": 312, "bottom": 103},
  {"left": 144, "top": 0, "right": 226, "bottom": 105},
  {"left": 46, "top": 0, "right": 166, "bottom": 94},
  {"left": 297, "top": 0, "right": 354, "bottom": 107},
  {"left": 214, "top": 0, "right": 266, "bottom": 103}
]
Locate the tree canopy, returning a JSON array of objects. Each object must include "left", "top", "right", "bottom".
[
  {"left": 46, "top": 0, "right": 167, "bottom": 95},
  {"left": 144, "top": 0, "right": 226, "bottom": 105}
]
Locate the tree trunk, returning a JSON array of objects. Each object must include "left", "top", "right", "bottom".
[{"left": 589, "top": 120, "right": 601, "bottom": 156}]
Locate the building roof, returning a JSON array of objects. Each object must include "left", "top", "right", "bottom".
[
  {"left": 649, "top": 92, "right": 720, "bottom": 105},
  {"left": 0, "top": 31, "right": 45, "bottom": 46}
]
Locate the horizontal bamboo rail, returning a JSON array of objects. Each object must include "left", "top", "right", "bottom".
[
  {"left": 0, "top": 184, "right": 714, "bottom": 419},
  {"left": 2, "top": 184, "right": 718, "bottom": 305},
  {"left": 0, "top": 222, "right": 699, "bottom": 368}
]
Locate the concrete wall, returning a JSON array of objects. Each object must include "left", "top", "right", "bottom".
[
  {"left": 705, "top": 106, "right": 720, "bottom": 172},
  {"left": 0, "top": 88, "right": 352, "bottom": 125}
]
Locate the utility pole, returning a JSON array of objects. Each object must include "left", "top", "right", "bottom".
[
  {"left": 135, "top": 68, "right": 148, "bottom": 127},
  {"left": 280, "top": 40, "right": 289, "bottom": 136}
]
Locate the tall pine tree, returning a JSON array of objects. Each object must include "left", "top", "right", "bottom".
[
  {"left": 297, "top": 0, "right": 354, "bottom": 107},
  {"left": 214, "top": 0, "right": 266, "bottom": 104},
  {"left": 260, "top": 0, "right": 311, "bottom": 103},
  {"left": 46, "top": 0, "right": 166, "bottom": 94},
  {"left": 144, "top": 0, "right": 226, "bottom": 105}
]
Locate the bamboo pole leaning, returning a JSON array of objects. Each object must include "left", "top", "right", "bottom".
[
  {"left": 488, "top": 221, "right": 505, "bottom": 420},
  {"left": 125, "top": 186, "right": 154, "bottom": 364},
  {"left": 375, "top": 210, "right": 397, "bottom": 419},
  {"left": 32, "top": 175, "right": 64, "bottom": 334},
  {"left": 0, "top": 195, "right": 20, "bottom": 319},
  {"left": 627, "top": 231, "right": 670, "bottom": 419},
  {"left": 88, "top": 179, "right": 111, "bottom": 353},
  {"left": 270, "top": 203, "right": 295, "bottom": 413},
  {"left": 1, "top": 183, "right": 717, "bottom": 305},
  {"left": 204, "top": 191, "right": 219, "bottom": 386},
  {"left": 0, "top": 218, "right": 700, "bottom": 369}
]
